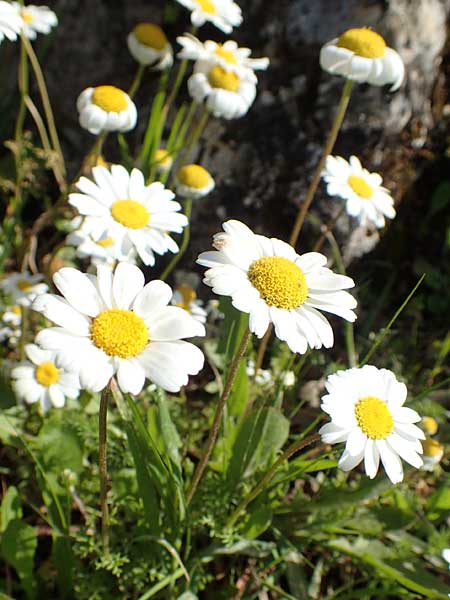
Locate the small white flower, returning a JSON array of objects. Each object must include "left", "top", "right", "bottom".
[
  {"left": 174, "top": 0, "right": 242, "bottom": 34},
  {"left": 127, "top": 22, "right": 173, "bottom": 69},
  {"left": 32, "top": 262, "right": 205, "bottom": 394},
  {"left": 0, "top": 326, "right": 19, "bottom": 346},
  {"left": 421, "top": 439, "right": 444, "bottom": 471},
  {"left": 154, "top": 148, "right": 173, "bottom": 174},
  {"left": 283, "top": 371, "right": 295, "bottom": 388},
  {"left": 319, "top": 365, "right": 425, "bottom": 484},
  {"left": 177, "top": 33, "right": 269, "bottom": 82},
  {"left": 69, "top": 165, "right": 187, "bottom": 267},
  {"left": 188, "top": 61, "right": 256, "bottom": 119},
  {"left": 2, "top": 305, "right": 22, "bottom": 327},
  {"left": 420, "top": 416, "right": 439, "bottom": 436},
  {"left": 176, "top": 164, "right": 215, "bottom": 199},
  {"left": 322, "top": 155, "right": 396, "bottom": 229},
  {"left": 197, "top": 220, "right": 357, "bottom": 354},
  {"left": 66, "top": 224, "right": 136, "bottom": 267},
  {"left": 77, "top": 86, "right": 137, "bottom": 135},
  {"left": 12, "top": 3, "right": 57, "bottom": 40},
  {"left": 11, "top": 343, "right": 80, "bottom": 414},
  {"left": 171, "top": 283, "right": 207, "bottom": 324},
  {"left": 246, "top": 359, "right": 272, "bottom": 386},
  {"left": 320, "top": 28, "right": 405, "bottom": 91},
  {"left": 0, "top": 272, "right": 48, "bottom": 307},
  {"left": 0, "top": 0, "right": 23, "bottom": 43}
]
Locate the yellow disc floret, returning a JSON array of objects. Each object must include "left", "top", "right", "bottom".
[
  {"left": 21, "top": 10, "right": 34, "bottom": 23},
  {"left": 12, "top": 306, "right": 21, "bottom": 316},
  {"left": 155, "top": 149, "right": 172, "bottom": 169},
  {"left": 348, "top": 175, "right": 373, "bottom": 199},
  {"left": 215, "top": 45, "right": 238, "bottom": 65},
  {"left": 421, "top": 416, "right": 438, "bottom": 436},
  {"left": 355, "top": 396, "right": 394, "bottom": 440},
  {"left": 17, "top": 279, "right": 33, "bottom": 292},
  {"left": 422, "top": 438, "right": 444, "bottom": 458},
  {"left": 111, "top": 199, "right": 149, "bottom": 229},
  {"left": 248, "top": 256, "right": 308, "bottom": 310},
  {"left": 134, "top": 23, "right": 168, "bottom": 50},
  {"left": 36, "top": 362, "right": 60, "bottom": 387},
  {"left": 92, "top": 86, "right": 128, "bottom": 113},
  {"left": 177, "top": 164, "right": 211, "bottom": 189},
  {"left": 197, "top": 0, "right": 216, "bottom": 14},
  {"left": 175, "top": 284, "right": 197, "bottom": 312},
  {"left": 91, "top": 309, "right": 148, "bottom": 358},
  {"left": 208, "top": 66, "right": 240, "bottom": 92},
  {"left": 96, "top": 237, "right": 114, "bottom": 248},
  {"left": 337, "top": 28, "right": 386, "bottom": 59}
]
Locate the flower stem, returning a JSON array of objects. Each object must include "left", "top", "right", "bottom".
[
  {"left": 226, "top": 432, "right": 321, "bottom": 528},
  {"left": 187, "top": 328, "right": 252, "bottom": 506},
  {"left": 128, "top": 64, "right": 145, "bottom": 99},
  {"left": 99, "top": 383, "right": 110, "bottom": 556},
  {"left": 289, "top": 79, "right": 353, "bottom": 248},
  {"left": 159, "top": 198, "right": 192, "bottom": 282},
  {"left": 13, "top": 34, "right": 29, "bottom": 213}
]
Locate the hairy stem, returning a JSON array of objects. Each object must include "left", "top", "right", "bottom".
[{"left": 99, "top": 383, "right": 110, "bottom": 556}]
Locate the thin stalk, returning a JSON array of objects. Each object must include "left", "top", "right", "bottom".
[
  {"left": 139, "top": 68, "right": 169, "bottom": 174},
  {"left": 159, "top": 198, "right": 192, "bottom": 281},
  {"left": 177, "top": 105, "right": 209, "bottom": 167},
  {"left": 313, "top": 205, "right": 346, "bottom": 253},
  {"left": 128, "top": 64, "right": 145, "bottom": 99},
  {"left": 289, "top": 79, "right": 353, "bottom": 248},
  {"left": 165, "top": 59, "right": 188, "bottom": 114},
  {"left": 253, "top": 324, "right": 273, "bottom": 379},
  {"left": 187, "top": 328, "right": 252, "bottom": 506},
  {"left": 99, "top": 384, "right": 110, "bottom": 556},
  {"left": 13, "top": 34, "right": 28, "bottom": 212},
  {"left": 226, "top": 432, "right": 321, "bottom": 528}
]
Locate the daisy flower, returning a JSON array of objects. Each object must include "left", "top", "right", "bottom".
[
  {"left": 77, "top": 85, "right": 137, "bottom": 135},
  {"left": 66, "top": 222, "right": 136, "bottom": 267},
  {"left": 177, "top": 33, "right": 269, "bottom": 82},
  {"left": 176, "top": 164, "right": 215, "bottom": 199},
  {"left": 32, "top": 262, "right": 205, "bottom": 394},
  {"left": 0, "top": 272, "right": 48, "bottom": 307},
  {"left": 197, "top": 220, "right": 357, "bottom": 354},
  {"left": 174, "top": 0, "right": 242, "bottom": 34},
  {"left": 69, "top": 165, "right": 187, "bottom": 267},
  {"left": 11, "top": 343, "right": 80, "bottom": 414},
  {"left": 0, "top": 1, "right": 23, "bottom": 43},
  {"left": 421, "top": 439, "right": 444, "bottom": 471},
  {"left": 154, "top": 148, "right": 173, "bottom": 174},
  {"left": 421, "top": 416, "right": 438, "bottom": 436},
  {"left": 320, "top": 27, "right": 405, "bottom": 91},
  {"left": 322, "top": 155, "right": 396, "bottom": 228},
  {"left": 12, "top": 3, "right": 57, "bottom": 40},
  {"left": 319, "top": 365, "right": 425, "bottom": 484},
  {"left": 127, "top": 22, "right": 173, "bottom": 69},
  {"left": 2, "top": 305, "right": 22, "bottom": 327},
  {"left": 171, "top": 283, "right": 207, "bottom": 324}
]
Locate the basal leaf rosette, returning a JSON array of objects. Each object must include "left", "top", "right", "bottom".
[
  {"left": 319, "top": 365, "right": 425, "bottom": 483},
  {"left": 197, "top": 220, "right": 357, "bottom": 354},
  {"left": 32, "top": 263, "right": 205, "bottom": 394}
]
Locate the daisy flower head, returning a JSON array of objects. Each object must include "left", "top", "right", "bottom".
[
  {"left": 77, "top": 86, "right": 137, "bottom": 135},
  {"left": 0, "top": 272, "right": 48, "bottom": 307},
  {"left": 176, "top": 164, "right": 215, "bottom": 199},
  {"left": 322, "top": 155, "right": 396, "bottom": 228},
  {"left": 32, "top": 263, "right": 205, "bottom": 394},
  {"left": 69, "top": 165, "right": 188, "bottom": 266},
  {"left": 197, "top": 220, "right": 357, "bottom": 354},
  {"left": 188, "top": 61, "right": 256, "bottom": 119},
  {"left": 319, "top": 365, "right": 425, "bottom": 484},
  {"left": 171, "top": 283, "right": 207, "bottom": 324},
  {"left": 154, "top": 148, "right": 173, "bottom": 174},
  {"left": 174, "top": 0, "right": 242, "bottom": 34},
  {"left": 421, "top": 416, "right": 438, "bottom": 436},
  {"left": 127, "top": 22, "right": 173, "bottom": 69},
  {"left": 0, "top": 1, "right": 23, "bottom": 43},
  {"left": 11, "top": 344, "right": 80, "bottom": 414},
  {"left": 320, "top": 27, "right": 405, "bottom": 91},
  {"left": 12, "top": 3, "right": 57, "bottom": 40},
  {"left": 421, "top": 438, "right": 444, "bottom": 471},
  {"left": 2, "top": 305, "right": 22, "bottom": 327},
  {"left": 66, "top": 221, "right": 136, "bottom": 268},
  {"left": 177, "top": 33, "right": 269, "bottom": 82}
]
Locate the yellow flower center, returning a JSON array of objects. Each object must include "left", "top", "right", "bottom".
[
  {"left": 348, "top": 175, "right": 373, "bottom": 199},
  {"left": 111, "top": 199, "right": 149, "bottom": 229},
  {"left": 96, "top": 237, "right": 114, "bottom": 248},
  {"left": 354, "top": 396, "right": 394, "bottom": 440},
  {"left": 421, "top": 416, "right": 438, "bottom": 435},
  {"left": 247, "top": 256, "right": 308, "bottom": 310},
  {"left": 196, "top": 0, "right": 216, "bottom": 14},
  {"left": 12, "top": 306, "right": 22, "bottom": 316},
  {"left": 337, "top": 28, "right": 386, "bottom": 59},
  {"left": 177, "top": 164, "right": 211, "bottom": 189},
  {"left": 422, "top": 438, "right": 443, "bottom": 458},
  {"left": 92, "top": 86, "right": 129, "bottom": 113},
  {"left": 155, "top": 149, "right": 172, "bottom": 168},
  {"left": 21, "top": 10, "right": 34, "bottom": 24},
  {"left": 208, "top": 66, "right": 240, "bottom": 92},
  {"left": 90, "top": 309, "right": 148, "bottom": 358},
  {"left": 175, "top": 284, "right": 197, "bottom": 312},
  {"left": 215, "top": 45, "right": 238, "bottom": 65},
  {"left": 134, "top": 23, "right": 168, "bottom": 50},
  {"left": 17, "top": 279, "right": 33, "bottom": 292},
  {"left": 35, "top": 362, "right": 60, "bottom": 387}
]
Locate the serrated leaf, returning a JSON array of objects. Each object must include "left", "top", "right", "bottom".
[{"left": 1, "top": 519, "right": 37, "bottom": 599}]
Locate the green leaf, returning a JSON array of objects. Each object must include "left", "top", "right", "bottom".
[
  {"left": 1, "top": 519, "right": 37, "bottom": 599},
  {"left": 227, "top": 360, "right": 249, "bottom": 418},
  {"left": 427, "top": 181, "right": 450, "bottom": 221},
  {"left": 52, "top": 534, "right": 74, "bottom": 598},
  {"left": 0, "top": 486, "right": 22, "bottom": 532},
  {"left": 37, "top": 414, "right": 84, "bottom": 475},
  {"left": 0, "top": 406, "right": 24, "bottom": 446},
  {"left": 147, "top": 390, "right": 182, "bottom": 474},
  {"left": 241, "top": 503, "right": 273, "bottom": 539},
  {"left": 426, "top": 477, "right": 450, "bottom": 520}
]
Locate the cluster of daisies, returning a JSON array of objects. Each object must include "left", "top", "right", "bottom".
[{"left": 1, "top": 0, "right": 444, "bottom": 488}]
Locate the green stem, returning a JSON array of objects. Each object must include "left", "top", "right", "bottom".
[
  {"left": 176, "top": 105, "right": 209, "bottom": 169},
  {"left": 226, "top": 432, "right": 321, "bottom": 528},
  {"left": 99, "top": 384, "right": 110, "bottom": 557},
  {"left": 128, "top": 64, "right": 145, "bottom": 99},
  {"left": 159, "top": 198, "right": 192, "bottom": 282},
  {"left": 289, "top": 79, "right": 353, "bottom": 248},
  {"left": 186, "top": 328, "right": 252, "bottom": 506},
  {"left": 13, "top": 34, "right": 29, "bottom": 212},
  {"left": 165, "top": 59, "right": 188, "bottom": 114}
]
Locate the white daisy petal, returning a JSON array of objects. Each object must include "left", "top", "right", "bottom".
[
  {"left": 53, "top": 268, "right": 103, "bottom": 317},
  {"left": 116, "top": 359, "right": 146, "bottom": 395},
  {"left": 112, "top": 262, "right": 145, "bottom": 309}
]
